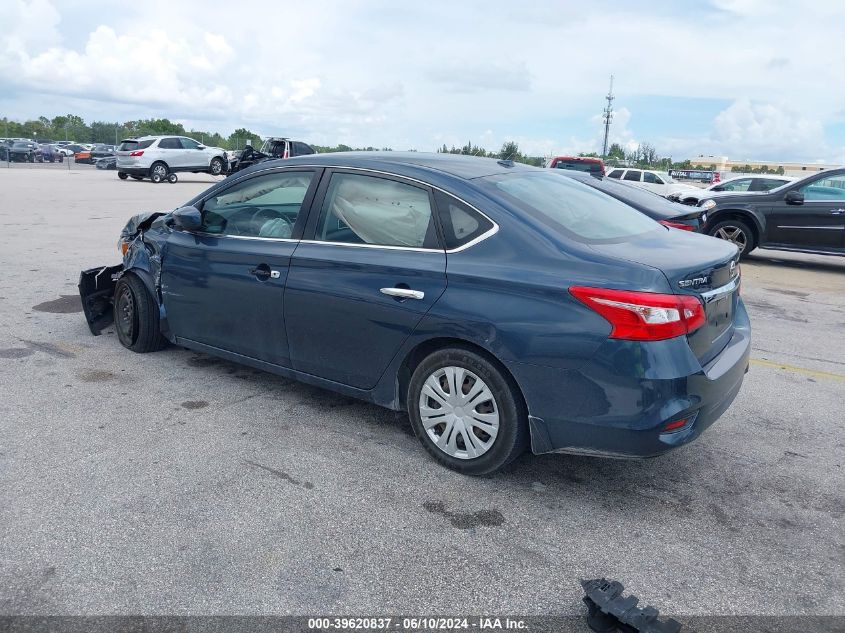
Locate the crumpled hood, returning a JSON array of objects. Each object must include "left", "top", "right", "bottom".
[{"left": 120, "top": 211, "right": 168, "bottom": 240}]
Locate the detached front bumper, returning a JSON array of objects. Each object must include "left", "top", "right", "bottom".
[
  {"left": 78, "top": 265, "right": 123, "bottom": 335},
  {"left": 510, "top": 301, "right": 751, "bottom": 458}
]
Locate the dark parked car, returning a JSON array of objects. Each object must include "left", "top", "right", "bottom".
[
  {"left": 79, "top": 153, "right": 749, "bottom": 475},
  {"left": 555, "top": 169, "right": 708, "bottom": 231},
  {"left": 90, "top": 144, "right": 116, "bottom": 160},
  {"left": 696, "top": 167, "right": 845, "bottom": 257},
  {"left": 95, "top": 156, "right": 117, "bottom": 170},
  {"left": 8, "top": 141, "right": 38, "bottom": 162},
  {"left": 38, "top": 144, "right": 64, "bottom": 163},
  {"left": 232, "top": 137, "right": 315, "bottom": 172},
  {"left": 545, "top": 155, "right": 605, "bottom": 176}
]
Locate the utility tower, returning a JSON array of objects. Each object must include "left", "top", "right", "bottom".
[{"left": 601, "top": 75, "right": 614, "bottom": 158}]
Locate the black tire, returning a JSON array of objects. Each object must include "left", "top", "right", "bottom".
[
  {"left": 113, "top": 274, "right": 167, "bottom": 353},
  {"left": 408, "top": 347, "right": 528, "bottom": 475},
  {"left": 708, "top": 218, "right": 755, "bottom": 258},
  {"left": 167, "top": 173, "right": 178, "bottom": 183},
  {"left": 118, "top": 172, "right": 128, "bottom": 180},
  {"left": 150, "top": 162, "right": 168, "bottom": 183},
  {"left": 209, "top": 157, "right": 224, "bottom": 176}
]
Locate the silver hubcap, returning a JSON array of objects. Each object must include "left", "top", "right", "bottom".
[
  {"left": 418, "top": 366, "right": 499, "bottom": 460},
  {"left": 211, "top": 159, "right": 221, "bottom": 174},
  {"left": 153, "top": 165, "right": 166, "bottom": 178},
  {"left": 715, "top": 225, "right": 747, "bottom": 249}
]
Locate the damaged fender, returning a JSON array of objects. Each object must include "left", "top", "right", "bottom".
[{"left": 79, "top": 210, "right": 169, "bottom": 336}]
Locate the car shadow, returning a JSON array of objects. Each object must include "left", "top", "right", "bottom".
[{"left": 746, "top": 250, "right": 845, "bottom": 274}]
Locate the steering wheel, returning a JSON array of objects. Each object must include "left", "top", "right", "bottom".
[{"left": 247, "top": 208, "right": 293, "bottom": 237}]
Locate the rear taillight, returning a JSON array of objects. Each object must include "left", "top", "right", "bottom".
[
  {"left": 129, "top": 150, "right": 144, "bottom": 157},
  {"left": 570, "top": 286, "right": 706, "bottom": 341},
  {"left": 659, "top": 220, "right": 695, "bottom": 231}
]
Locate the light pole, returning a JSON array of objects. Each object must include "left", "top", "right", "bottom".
[{"left": 601, "top": 75, "right": 614, "bottom": 159}]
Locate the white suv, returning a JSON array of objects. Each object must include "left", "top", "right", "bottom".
[
  {"left": 606, "top": 168, "right": 698, "bottom": 198},
  {"left": 116, "top": 136, "right": 228, "bottom": 182}
]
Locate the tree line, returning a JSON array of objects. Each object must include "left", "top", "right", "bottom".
[
  {"left": 436, "top": 141, "right": 545, "bottom": 167},
  {"left": 4, "top": 113, "right": 732, "bottom": 171}
]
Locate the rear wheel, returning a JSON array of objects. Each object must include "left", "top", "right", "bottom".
[
  {"left": 708, "top": 219, "right": 755, "bottom": 258},
  {"left": 408, "top": 348, "right": 528, "bottom": 475},
  {"left": 150, "top": 162, "right": 168, "bottom": 183},
  {"left": 113, "top": 274, "right": 167, "bottom": 353},
  {"left": 209, "top": 157, "right": 224, "bottom": 176},
  {"left": 118, "top": 172, "right": 128, "bottom": 180}
]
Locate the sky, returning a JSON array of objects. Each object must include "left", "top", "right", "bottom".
[{"left": 1, "top": 0, "right": 844, "bottom": 163}]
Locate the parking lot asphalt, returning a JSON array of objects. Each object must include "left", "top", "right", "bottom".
[{"left": 0, "top": 165, "right": 843, "bottom": 618}]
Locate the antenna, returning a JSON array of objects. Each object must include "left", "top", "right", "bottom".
[{"left": 601, "top": 75, "right": 614, "bottom": 158}]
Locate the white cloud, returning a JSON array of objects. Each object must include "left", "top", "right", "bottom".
[
  {"left": 711, "top": 99, "right": 825, "bottom": 160},
  {"left": 0, "top": 0, "right": 843, "bottom": 159}
]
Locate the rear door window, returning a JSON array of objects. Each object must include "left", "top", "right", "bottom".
[
  {"left": 158, "top": 137, "right": 182, "bottom": 150},
  {"left": 623, "top": 170, "right": 642, "bottom": 182},
  {"left": 315, "top": 172, "right": 439, "bottom": 249},
  {"left": 606, "top": 169, "right": 623, "bottom": 179}
]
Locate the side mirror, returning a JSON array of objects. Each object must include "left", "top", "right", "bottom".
[
  {"left": 170, "top": 206, "right": 202, "bottom": 231},
  {"left": 784, "top": 190, "right": 804, "bottom": 205},
  {"left": 196, "top": 144, "right": 206, "bottom": 150}
]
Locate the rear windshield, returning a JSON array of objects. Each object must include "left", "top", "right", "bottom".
[
  {"left": 118, "top": 139, "right": 154, "bottom": 151},
  {"left": 554, "top": 160, "right": 602, "bottom": 173},
  {"left": 478, "top": 171, "right": 659, "bottom": 242}
]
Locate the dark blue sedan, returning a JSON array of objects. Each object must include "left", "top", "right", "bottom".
[{"left": 79, "top": 153, "right": 750, "bottom": 475}]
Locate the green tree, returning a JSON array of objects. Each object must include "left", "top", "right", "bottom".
[
  {"left": 606, "top": 143, "right": 625, "bottom": 161},
  {"left": 227, "top": 127, "right": 262, "bottom": 150},
  {"left": 499, "top": 141, "right": 520, "bottom": 160}
]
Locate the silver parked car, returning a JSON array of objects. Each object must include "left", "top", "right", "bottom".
[{"left": 116, "top": 136, "right": 227, "bottom": 182}]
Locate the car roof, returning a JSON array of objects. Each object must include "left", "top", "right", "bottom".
[{"left": 242, "top": 151, "right": 535, "bottom": 181}]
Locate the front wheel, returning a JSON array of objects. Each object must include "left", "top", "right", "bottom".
[
  {"left": 708, "top": 219, "right": 755, "bottom": 258},
  {"left": 118, "top": 172, "right": 128, "bottom": 180},
  {"left": 113, "top": 274, "right": 167, "bottom": 353},
  {"left": 209, "top": 157, "right": 224, "bottom": 176},
  {"left": 408, "top": 348, "right": 528, "bottom": 475}
]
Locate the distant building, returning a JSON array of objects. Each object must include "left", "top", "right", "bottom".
[{"left": 685, "top": 155, "right": 841, "bottom": 177}]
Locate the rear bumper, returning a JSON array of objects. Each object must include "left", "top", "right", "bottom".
[
  {"left": 116, "top": 167, "right": 149, "bottom": 176},
  {"left": 510, "top": 300, "right": 751, "bottom": 458}
]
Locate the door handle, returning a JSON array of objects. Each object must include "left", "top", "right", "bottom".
[
  {"left": 380, "top": 287, "right": 424, "bottom": 300},
  {"left": 250, "top": 264, "right": 279, "bottom": 281},
  {"left": 829, "top": 209, "right": 845, "bottom": 215}
]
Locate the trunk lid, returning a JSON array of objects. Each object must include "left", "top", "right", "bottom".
[{"left": 590, "top": 228, "right": 741, "bottom": 365}]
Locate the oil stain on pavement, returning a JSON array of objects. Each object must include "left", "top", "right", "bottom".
[
  {"left": 0, "top": 348, "right": 35, "bottom": 359},
  {"left": 244, "top": 459, "right": 315, "bottom": 490},
  {"left": 32, "top": 295, "right": 83, "bottom": 313},
  {"left": 181, "top": 400, "right": 209, "bottom": 410},
  {"left": 423, "top": 500, "right": 505, "bottom": 529}
]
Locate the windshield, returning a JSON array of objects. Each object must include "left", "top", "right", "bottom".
[
  {"left": 656, "top": 171, "right": 675, "bottom": 183},
  {"left": 118, "top": 139, "right": 153, "bottom": 151},
  {"left": 479, "top": 171, "right": 659, "bottom": 242}
]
